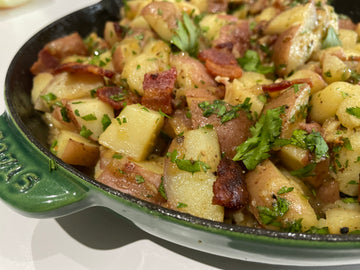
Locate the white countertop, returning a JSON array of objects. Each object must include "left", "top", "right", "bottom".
[{"left": 0, "top": 1, "right": 359, "bottom": 269}]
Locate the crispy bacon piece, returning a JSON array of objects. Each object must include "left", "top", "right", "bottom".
[
  {"left": 213, "top": 157, "right": 249, "bottom": 209},
  {"left": 30, "top": 32, "right": 88, "bottom": 75},
  {"left": 141, "top": 67, "right": 177, "bottom": 115},
  {"left": 213, "top": 20, "right": 251, "bottom": 58},
  {"left": 97, "top": 86, "right": 140, "bottom": 110},
  {"left": 262, "top": 78, "right": 313, "bottom": 92},
  {"left": 53, "top": 62, "right": 115, "bottom": 78},
  {"left": 198, "top": 48, "right": 243, "bottom": 79}
]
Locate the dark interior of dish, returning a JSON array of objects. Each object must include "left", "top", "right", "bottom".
[{"left": 5, "top": 0, "right": 360, "bottom": 241}]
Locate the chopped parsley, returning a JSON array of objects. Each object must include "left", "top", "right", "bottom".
[
  {"left": 237, "top": 50, "right": 275, "bottom": 74},
  {"left": 101, "top": 114, "right": 111, "bottom": 131},
  {"left": 135, "top": 175, "right": 145, "bottom": 184},
  {"left": 171, "top": 12, "right": 199, "bottom": 57},
  {"left": 290, "top": 163, "right": 317, "bottom": 178},
  {"left": 346, "top": 106, "right": 360, "bottom": 119},
  {"left": 79, "top": 126, "right": 93, "bottom": 138},
  {"left": 322, "top": 26, "right": 342, "bottom": 49},
  {"left": 198, "top": 98, "right": 252, "bottom": 124},
  {"left": 257, "top": 196, "right": 290, "bottom": 227},
  {"left": 41, "top": 92, "right": 57, "bottom": 104},
  {"left": 277, "top": 186, "right": 294, "bottom": 195},
  {"left": 49, "top": 159, "right": 58, "bottom": 172},
  {"left": 233, "top": 106, "right": 285, "bottom": 170},
  {"left": 177, "top": 202, "right": 188, "bottom": 208},
  {"left": 81, "top": 114, "right": 97, "bottom": 121},
  {"left": 167, "top": 149, "right": 211, "bottom": 173},
  {"left": 60, "top": 106, "right": 70, "bottom": 123},
  {"left": 158, "top": 177, "right": 167, "bottom": 200},
  {"left": 112, "top": 153, "right": 123, "bottom": 159}
]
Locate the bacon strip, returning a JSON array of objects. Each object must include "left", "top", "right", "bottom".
[
  {"left": 30, "top": 32, "right": 88, "bottom": 75},
  {"left": 141, "top": 67, "right": 177, "bottom": 115},
  {"left": 53, "top": 62, "right": 115, "bottom": 78},
  {"left": 198, "top": 48, "right": 243, "bottom": 79},
  {"left": 213, "top": 157, "right": 249, "bottom": 209},
  {"left": 262, "top": 78, "right": 313, "bottom": 92},
  {"left": 97, "top": 86, "right": 140, "bottom": 110}
]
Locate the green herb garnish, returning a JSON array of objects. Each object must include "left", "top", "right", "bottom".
[
  {"left": 233, "top": 106, "right": 285, "bottom": 170},
  {"left": 167, "top": 149, "right": 211, "bottom": 173},
  {"left": 322, "top": 26, "right": 342, "bottom": 49},
  {"left": 346, "top": 106, "right": 360, "bottom": 119},
  {"left": 237, "top": 50, "right": 275, "bottom": 74},
  {"left": 171, "top": 12, "right": 199, "bottom": 57}
]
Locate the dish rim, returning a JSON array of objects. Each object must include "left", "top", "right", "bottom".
[{"left": 4, "top": 0, "right": 360, "bottom": 246}]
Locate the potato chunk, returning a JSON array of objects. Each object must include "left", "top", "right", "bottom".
[
  {"left": 68, "top": 98, "right": 114, "bottom": 141},
  {"left": 163, "top": 128, "right": 224, "bottom": 221},
  {"left": 54, "top": 130, "right": 99, "bottom": 167},
  {"left": 98, "top": 104, "right": 164, "bottom": 161},
  {"left": 245, "top": 160, "right": 317, "bottom": 231}
]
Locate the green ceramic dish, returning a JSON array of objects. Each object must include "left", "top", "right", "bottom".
[{"left": 1, "top": 0, "right": 360, "bottom": 266}]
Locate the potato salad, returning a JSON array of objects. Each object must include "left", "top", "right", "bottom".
[{"left": 30, "top": 0, "right": 360, "bottom": 234}]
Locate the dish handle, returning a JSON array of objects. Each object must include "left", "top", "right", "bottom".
[{"left": 0, "top": 112, "right": 90, "bottom": 218}]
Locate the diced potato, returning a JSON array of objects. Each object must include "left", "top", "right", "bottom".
[
  {"left": 272, "top": 24, "right": 319, "bottom": 76},
  {"left": 245, "top": 159, "right": 318, "bottom": 231},
  {"left": 68, "top": 98, "right": 114, "bottom": 141},
  {"left": 326, "top": 207, "right": 360, "bottom": 234},
  {"left": 263, "top": 83, "right": 310, "bottom": 139},
  {"left": 169, "top": 52, "right": 216, "bottom": 92},
  {"left": 321, "top": 54, "right": 351, "bottom": 84},
  {"left": 189, "top": 0, "right": 207, "bottom": 13},
  {"left": 163, "top": 127, "right": 223, "bottom": 221},
  {"left": 336, "top": 95, "right": 360, "bottom": 129},
  {"left": 54, "top": 130, "right": 99, "bottom": 167},
  {"left": 199, "top": 14, "right": 230, "bottom": 42},
  {"left": 338, "top": 29, "right": 358, "bottom": 50},
  {"left": 278, "top": 145, "right": 309, "bottom": 171},
  {"left": 121, "top": 40, "right": 170, "bottom": 96},
  {"left": 35, "top": 72, "right": 104, "bottom": 111},
  {"left": 141, "top": 1, "right": 180, "bottom": 41},
  {"left": 334, "top": 132, "right": 360, "bottom": 196},
  {"left": 309, "top": 82, "right": 360, "bottom": 124},
  {"left": 255, "top": 7, "right": 277, "bottom": 23},
  {"left": 224, "top": 72, "right": 270, "bottom": 117},
  {"left": 31, "top": 72, "right": 53, "bottom": 105},
  {"left": 98, "top": 104, "right": 164, "bottom": 161},
  {"left": 264, "top": 1, "right": 317, "bottom": 35},
  {"left": 287, "top": 69, "right": 327, "bottom": 94},
  {"left": 104, "top": 21, "right": 123, "bottom": 47}
]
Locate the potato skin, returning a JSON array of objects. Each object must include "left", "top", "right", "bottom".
[{"left": 245, "top": 160, "right": 318, "bottom": 231}]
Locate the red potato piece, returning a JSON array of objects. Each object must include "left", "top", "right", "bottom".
[
  {"left": 186, "top": 88, "right": 252, "bottom": 158},
  {"left": 31, "top": 32, "right": 88, "bottom": 75},
  {"left": 213, "top": 20, "right": 251, "bottom": 58},
  {"left": 96, "top": 157, "right": 166, "bottom": 205}
]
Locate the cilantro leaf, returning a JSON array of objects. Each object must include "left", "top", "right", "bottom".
[
  {"left": 290, "top": 163, "right": 317, "bottom": 178},
  {"left": 171, "top": 12, "right": 199, "bottom": 57},
  {"left": 233, "top": 106, "right": 284, "bottom": 170},
  {"left": 322, "top": 26, "right": 342, "bottom": 49},
  {"left": 237, "top": 50, "right": 274, "bottom": 74},
  {"left": 198, "top": 98, "right": 252, "bottom": 123},
  {"left": 346, "top": 106, "right": 360, "bottom": 119},
  {"left": 166, "top": 150, "right": 211, "bottom": 173},
  {"left": 258, "top": 196, "right": 290, "bottom": 226}
]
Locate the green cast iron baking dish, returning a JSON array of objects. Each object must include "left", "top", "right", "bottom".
[{"left": 1, "top": 0, "right": 360, "bottom": 266}]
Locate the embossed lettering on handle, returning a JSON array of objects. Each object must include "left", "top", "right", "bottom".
[{"left": 0, "top": 131, "right": 40, "bottom": 192}]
